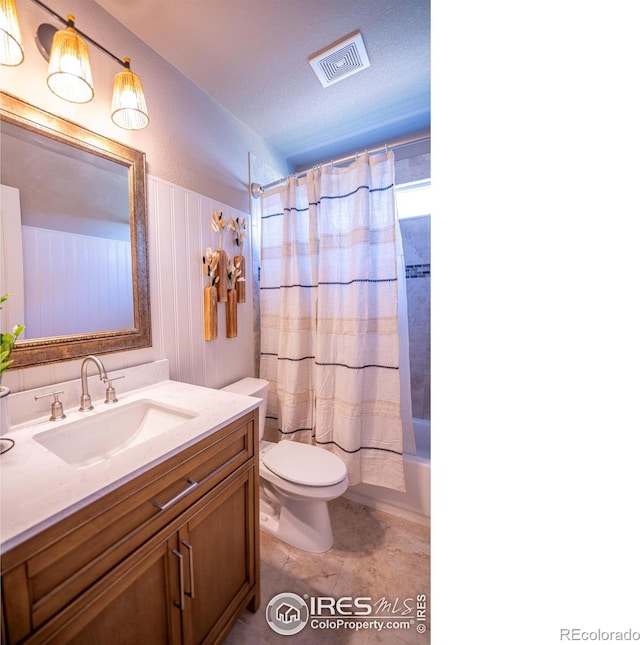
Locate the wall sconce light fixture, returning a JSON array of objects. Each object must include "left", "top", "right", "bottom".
[
  {"left": 46, "top": 15, "right": 93, "bottom": 103},
  {"left": 111, "top": 57, "right": 149, "bottom": 130},
  {"left": 0, "top": 0, "right": 150, "bottom": 129},
  {"left": 0, "top": 0, "right": 24, "bottom": 66}
]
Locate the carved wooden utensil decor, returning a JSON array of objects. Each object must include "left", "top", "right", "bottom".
[
  {"left": 230, "top": 216, "right": 247, "bottom": 303},
  {"left": 225, "top": 256, "right": 245, "bottom": 338},
  {"left": 211, "top": 211, "right": 228, "bottom": 301},
  {"left": 203, "top": 248, "right": 219, "bottom": 340},
  {"left": 202, "top": 212, "right": 248, "bottom": 340}
]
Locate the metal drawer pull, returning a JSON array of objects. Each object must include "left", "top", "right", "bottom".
[
  {"left": 153, "top": 478, "right": 199, "bottom": 511},
  {"left": 172, "top": 549, "right": 185, "bottom": 610},
  {"left": 182, "top": 540, "right": 195, "bottom": 598}
]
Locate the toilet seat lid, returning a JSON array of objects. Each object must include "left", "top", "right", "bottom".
[{"left": 262, "top": 441, "right": 347, "bottom": 487}]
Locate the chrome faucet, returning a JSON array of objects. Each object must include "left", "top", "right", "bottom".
[{"left": 79, "top": 355, "right": 109, "bottom": 411}]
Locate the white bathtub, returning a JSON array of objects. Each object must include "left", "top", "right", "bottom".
[
  {"left": 413, "top": 417, "right": 430, "bottom": 460},
  {"left": 344, "top": 419, "right": 430, "bottom": 526}
]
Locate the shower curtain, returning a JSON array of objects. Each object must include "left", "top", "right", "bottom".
[{"left": 260, "top": 151, "right": 405, "bottom": 491}]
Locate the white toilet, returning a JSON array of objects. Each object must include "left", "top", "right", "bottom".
[{"left": 222, "top": 378, "right": 348, "bottom": 553}]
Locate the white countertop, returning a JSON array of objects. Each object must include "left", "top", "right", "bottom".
[{"left": 0, "top": 378, "right": 260, "bottom": 553}]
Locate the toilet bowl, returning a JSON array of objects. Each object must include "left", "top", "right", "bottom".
[{"left": 222, "top": 378, "right": 348, "bottom": 553}]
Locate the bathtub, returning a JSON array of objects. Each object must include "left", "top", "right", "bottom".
[{"left": 344, "top": 419, "right": 430, "bottom": 526}]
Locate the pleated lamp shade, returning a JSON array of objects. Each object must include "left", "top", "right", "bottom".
[
  {"left": 46, "top": 17, "right": 94, "bottom": 104},
  {"left": 111, "top": 59, "right": 149, "bottom": 130},
  {"left": 0, "top": 0, "right": 24, "bottom": 66}
]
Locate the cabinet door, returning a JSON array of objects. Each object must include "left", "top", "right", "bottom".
[
  {"left": 179, "top": 466, "right": 257, "bottom": 645},
  {"left": 43, "top": 535, "right": 182, "bottom": 645}
]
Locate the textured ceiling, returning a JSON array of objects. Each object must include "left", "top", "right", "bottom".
[{"left": 94, "top": 0, "right": 430, "bottom": 170}]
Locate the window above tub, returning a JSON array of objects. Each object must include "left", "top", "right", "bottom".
[{"left": 395, "top": 179, "right": 431, "bottom": 219}]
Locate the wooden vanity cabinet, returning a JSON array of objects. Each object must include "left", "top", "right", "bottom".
[{"left": 1, "top": 409, "right": 260, "bottom": 645}]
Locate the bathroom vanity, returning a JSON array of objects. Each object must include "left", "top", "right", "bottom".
[{"left": 1, "top": 368, "right": 261, "bottom": 644}]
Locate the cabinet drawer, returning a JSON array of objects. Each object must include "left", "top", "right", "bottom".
[{"left": 1, "top": 409, "right": 257, "bottom": 638}]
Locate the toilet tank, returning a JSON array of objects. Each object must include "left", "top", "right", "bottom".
[{"left": 221, "top": 378, "right": 269, "bottom": 440}]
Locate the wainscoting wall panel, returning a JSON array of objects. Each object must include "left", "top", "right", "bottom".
[
  {"left": 21, "top": 226, "right": 133, "bottom": 338},
  {"left": 146, "top": 176, "right": 255, "bottom": 389}
]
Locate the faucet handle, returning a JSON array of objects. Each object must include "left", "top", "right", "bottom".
[
  {"left": 104, "top": 375, "right": 125, "bottom": 404},
  {"left": 34, "top": 390, "right": 66, "bottom": 421}
]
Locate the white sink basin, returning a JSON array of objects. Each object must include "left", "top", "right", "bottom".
[{"left": 33, "top": 399, "right": 198, "bottom": 468}]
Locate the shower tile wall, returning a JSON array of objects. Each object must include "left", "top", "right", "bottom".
[
  {"left": 396, "top": 144, "right": 430, "bottom": 421},
  {"left": 401, "top": 216, "right": 430, "bottom": 420}
]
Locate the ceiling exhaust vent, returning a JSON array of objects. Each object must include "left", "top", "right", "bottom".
[{"left": 309, "top": 31, "right": 370, "bottom": 88}]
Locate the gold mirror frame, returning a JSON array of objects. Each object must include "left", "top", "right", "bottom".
[{"left": 1, "top": 92, "right": 151, "bottom": 368}]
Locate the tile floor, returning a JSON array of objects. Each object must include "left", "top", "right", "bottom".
[{"left": 225, "top": 497, "right": 430, "bottom": 644}]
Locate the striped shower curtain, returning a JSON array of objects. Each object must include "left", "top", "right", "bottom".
[{"left": 260, "top": 151, "right": 405, "bottom": 491}]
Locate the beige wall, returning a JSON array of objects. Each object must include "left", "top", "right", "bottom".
[{"left": 1, "top": 0, "right": 288, "bottom": 211}]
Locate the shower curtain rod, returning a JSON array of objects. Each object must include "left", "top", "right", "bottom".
[{"left": 250, "top": 133, "right": 430, "bottom": 198}]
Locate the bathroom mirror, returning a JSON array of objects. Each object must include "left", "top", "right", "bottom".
[{"left": 0, "top": 92, "right": 151, "bottom": 368}]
